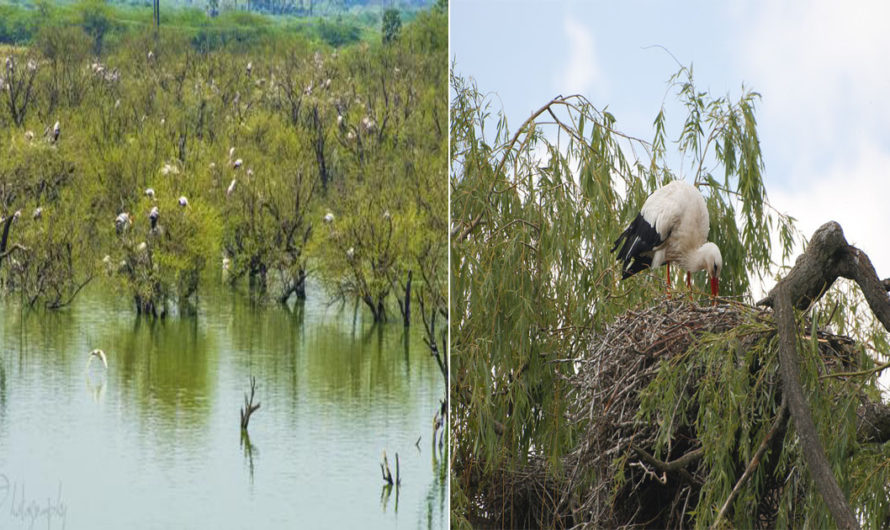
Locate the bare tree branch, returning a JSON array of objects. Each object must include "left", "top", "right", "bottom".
[{"left": 765, "top": 221, "right": 868, "bottom": 530}]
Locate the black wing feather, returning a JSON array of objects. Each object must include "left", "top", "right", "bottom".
[{"left": 611, "top": 213, "right": 663, "bottom": 279}]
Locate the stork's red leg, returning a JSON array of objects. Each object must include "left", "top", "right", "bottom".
[{"left": 665, "top": 262, "right": 672, "bottom": 298}]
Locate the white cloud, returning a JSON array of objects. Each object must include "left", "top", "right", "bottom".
[
  {"left": 739, "top": 0, "right": 890, "bottom": 182},
  {"left": 558, "top": 18, "right": 599, "bottom": 97},
  {"left": 770, "top": 138, "right": 890, "bottom": 280}
]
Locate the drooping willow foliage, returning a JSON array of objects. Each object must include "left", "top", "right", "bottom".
[{"left": 449, "top": 66, "right": 889, "bottom": 527}]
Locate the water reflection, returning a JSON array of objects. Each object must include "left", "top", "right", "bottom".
[{"left": 0, "top": 281, "right": 445, "bottom": 529}]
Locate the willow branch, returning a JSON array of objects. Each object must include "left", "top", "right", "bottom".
[{"left": 711, "top": 396, "right": 788, "bottom": 529}]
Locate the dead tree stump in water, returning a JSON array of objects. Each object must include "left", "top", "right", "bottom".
[{"left": 240, "top": 376, "right": 261, "bottom": 431}]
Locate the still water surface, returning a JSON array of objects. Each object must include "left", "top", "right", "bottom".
[{"left": 0, "top": 281, "right": 446, "bottom": 529}]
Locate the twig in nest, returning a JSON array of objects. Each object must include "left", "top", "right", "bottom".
[{"left": 630, "top": 445, "right": 704, "bottom": 486}]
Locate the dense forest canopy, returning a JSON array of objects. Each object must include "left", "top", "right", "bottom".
[
  {"left": 0, "top": 0, "right": 446, "bottom": 336},
  {"left": 450, "top": 67, "right": 890, "bottom": 528},
  {"left": 0, "top": 0, "right": 442, "bottom": 49}
]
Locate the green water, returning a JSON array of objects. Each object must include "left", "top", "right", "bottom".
[{"left": 0, "top": 281, "right": 446, "bottom": 529}]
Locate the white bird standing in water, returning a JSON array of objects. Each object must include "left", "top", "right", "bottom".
[
  {"left": 88, "top": 349, "right": 108, "bottom": 369},
  {"left": 612, "top": 180, "right": 723, "bottom": 297}
]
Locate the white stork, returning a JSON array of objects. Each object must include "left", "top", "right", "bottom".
[
  {"left": 226, "top": 179, "right": 236, "bottom": 198},
  {"left": 52, "top": 121, "right": 60, "bottom": 143},
  {"left": 612, "top": 180, "right": 722, "bottom": 296},
  {"left": 115, "top": 212, "right": 132, "bottom": 234},
  {"left": 149, "top": 206, "right": 159, "bottom": 229},
  {"left": 232, "top": 158, "right": 243, "bottom": 170},
  {"left": 178, "top": 196, "right": 189, "bottom": 208},
  {"left": 88, "top": 349, "right": 108, "bottom": 369},
  {"left": 145, "top": 188, "right": 156, "bottom": 200}
]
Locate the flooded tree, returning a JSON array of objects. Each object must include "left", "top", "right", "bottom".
[{"left": 0, "top": 3, "right": 446, "bottom": 323}]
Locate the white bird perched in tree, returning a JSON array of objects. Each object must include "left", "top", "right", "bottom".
[
  {"left": 323, "top": 212, "right": 334, "bottom": 224},
  {"left": 346, "top": 247, "right": 355, "bottom": 260},
  {"left": 226, "top": 179, "right": 236, "bottom": 198},
  {"left": 88, "top": 349, "right": 108, "bottom": 369},
  {"left": 232, "top": 158, "right": 243, "bottom": 169},
  {"left": 32, "top": 207, "right": 42, "bottom": 220},
  {"left": 361, "top": 116, "right": 376, "bottom": 133},
  {"left": 115, "top": 212, "right": 132, "bottom": 234},
  {"left": 52, "top": 120, "right": 60, "bottom": 143},
  {"left": 149, "top": 206, "right": 159, "bottom": 229},
  {"left": 178, "top": 196, "right": 189, "bottom": 208},
  {"left": 612, "top": 180, "right": 723, "bottom": 297},
  {"left": 145, "top": 188, "right": 156, "bottom": 200}
]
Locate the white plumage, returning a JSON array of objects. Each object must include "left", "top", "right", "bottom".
[
  {"left": 612, "top": 180, "right": 722, "bottom": 295},
  {"left": 88, "top": 349, "right": 108, "bottom": 369}
]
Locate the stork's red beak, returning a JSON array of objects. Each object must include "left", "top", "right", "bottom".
[{"left": 710, "top": 276, "right": 719, "bottom": 297}]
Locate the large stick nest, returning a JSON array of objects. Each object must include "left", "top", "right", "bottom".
[{"left": 479, "top": 298, "right": 863, "bottom": 529}]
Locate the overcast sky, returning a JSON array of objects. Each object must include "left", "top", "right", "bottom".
[{"left": 451, "top": 0, "right": 890, "bottom": 298}]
